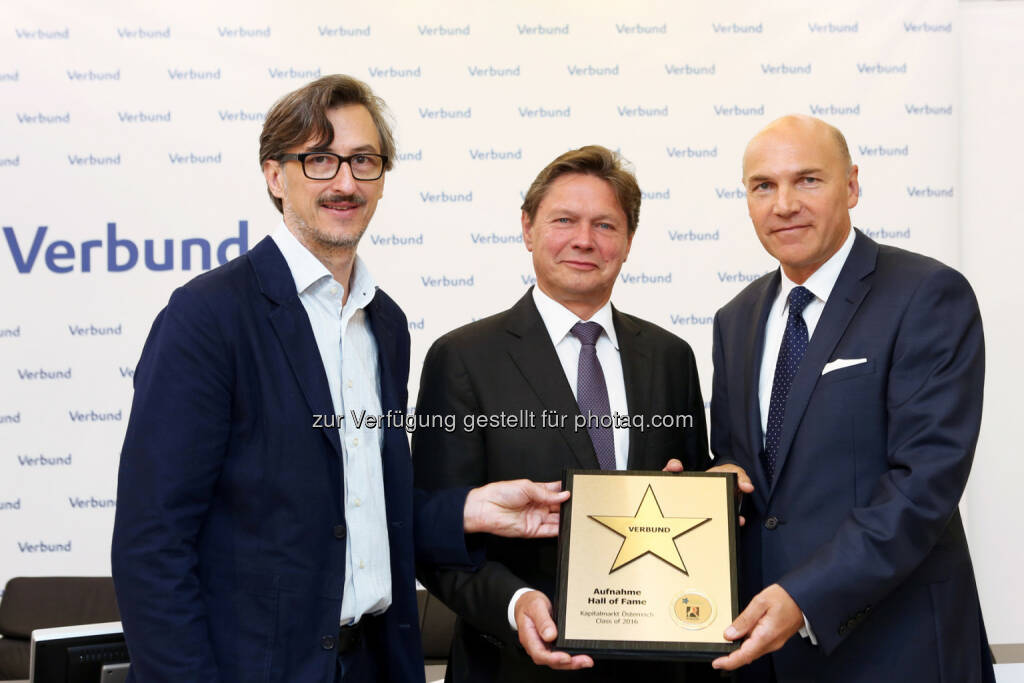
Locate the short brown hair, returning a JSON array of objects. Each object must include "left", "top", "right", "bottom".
[
  {"left": 259, "top": 74, "right": 396, "bottom": 213},
  {"left": 520, "top": 145, "right": 642, "bottom": 235}
]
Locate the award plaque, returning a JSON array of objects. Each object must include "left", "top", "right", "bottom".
[{"left": 554, "top": 469, "right": 739, "bottom": 660}]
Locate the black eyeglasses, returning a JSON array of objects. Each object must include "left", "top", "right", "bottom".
[{"left": 277, "top": 152, "right": 388, "bottom": 181}]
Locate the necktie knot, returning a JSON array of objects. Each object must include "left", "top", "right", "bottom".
[
  {"left": 787, "top": 286, "right": 814, "bottom": 316},
  {"left": 571, "top": 321, "right": 603, "bottom": 347}
]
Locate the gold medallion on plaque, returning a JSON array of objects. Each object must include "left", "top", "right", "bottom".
[{"left": 671, "top": 591, "right": 715, "bottom": 630}]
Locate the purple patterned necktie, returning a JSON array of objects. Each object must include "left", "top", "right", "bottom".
[
  {"left": 763, "top": 286, "right": 815, "bottom": 482},
  {"left": 571, "top": 321, "right": 616, "bottom": 470}
]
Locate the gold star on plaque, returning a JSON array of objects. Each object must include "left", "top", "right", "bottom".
[{"left": 589, "top": 484, "right": 710, "bottom": 574}]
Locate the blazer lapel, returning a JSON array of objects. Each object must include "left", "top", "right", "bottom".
[
  {"left": 614, "top": 308, "right": 652, "bottom": 470},
  {"left": 249, "top": 237, "right": 342, "bottom": 458},
  {"left": 504, "top": 291, "right": 600, "bottom": 469},
  {"left": 745, "top": 272, "right": 780, "bottom": 503},
  {"left": 366, "top": 294, "right": 399, "bottom": 414},
  {"left": 768, "top": 231, "right": 877, "bottom": 496}
]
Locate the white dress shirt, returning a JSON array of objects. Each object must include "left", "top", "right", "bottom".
[
  {"left": 756, "top": 227, "right": 856, "bottom": 645},
  {"left": 271, "top": 225, "right": 391, "bottom": 625},
  {"left": 508, "top": 286, "right": 631, "bottom": 629}
]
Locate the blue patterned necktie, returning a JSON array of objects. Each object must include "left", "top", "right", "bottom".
[
  {"left": 763, "top": 286, "right": 815, "bottom": 482},
  {"left": 571, "top": 321, "right": 616, "bottom": 470}
]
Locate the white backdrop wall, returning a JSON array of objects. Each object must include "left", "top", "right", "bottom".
[{"left": 4, "top": 0, "right": 1006, "bottom": 643}]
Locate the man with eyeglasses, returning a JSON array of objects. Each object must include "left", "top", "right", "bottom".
[{"left": 112, "top": 75, "right": 569, "bottom": 683}]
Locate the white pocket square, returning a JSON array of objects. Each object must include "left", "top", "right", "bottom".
[{"left": 822, "top": 358, "right": 868, "bottom": 375}]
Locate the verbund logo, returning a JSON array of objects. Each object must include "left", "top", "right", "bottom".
[
  {"left": 168, "top": 152, "right": 221, "bottom": 164},
  {"left": 370, "top": 233, "right": 424, "bottom": 246},
  {"left": 168, "top": 67, "right": 221, "bottom": 80},
  {"left": 419, "top": 106, "right": 471, "bottom": 119},
  {"left": 17, "top": 367, "right": 71, "bottom": 380},
  {"left": 810, "top": 104, "right": 860, "bottom": 116},
  {"left": 418, "top": 24, "right": 470, "bottom": 36},
  {"left": 0, "top": 325, "right": 21, "bottom": 338},
  {"left": 0, "top": 498, "right": 21, "bottom": 511},
  {"left": 18, "top": 540, "right": 72, "bottom": 553},
  {"left": 906, "top": 186, "right": 953, "bottom": 198},
  {"left": 217, "top": 25, "right": 271, "bottom": 38},
  {"left": 468, "top": 65, "right": 520, "bottom": 77},
  {"left": 615, "top": 23, "right": 667, "bottom": 35},
  {"left": 396, "top": 149, "right": 422, "bottom": 162},
  {"left": 319, "top": 25, "right": 371, "bottom": 37},
  {"left": 15, "top": 27, "right": 69, "bottom": 39},
  {"left": 219, "top": 110, "right": 264, "bottom": 122},
  {"left": 368, "top": 66, "right": 422, "bottom": 78},
  {"left": 67, "top": 69, "right": 121, "bottom": 81},
  {"left": 857, "top": 62, "right": 908, "bottom": 74},
  {"left": 520, "top": 274, "right": 537, "bottom": 286},
  {"left": 715, "top": 187, "right": 746, "bottom": 199},
  {"left": 69, "top": 323, "right": 122, "bottom": 336},
  {"left": 470, "top": 232, "right": 521, "bottom": 245},
  {"left": 518, "top": 106, "right": 571, "bottom": 118},
  {"left": 905, "top": 103, "right": 953, "bottom": 115},
  {"left": 69, "top": 496, "right": 116, "bottom": 509},
  {"left": 18, "top": 453, "right": 72, "bottom": 466},
  {"left": 69, "top": 409, "right": 123, "bottom": 422},
  {"left": 714, "top": 104, "right": 765, "bottom": 116},
  {"left": 268, "top": 67, "right": 321, "bottom": 79},
  {"left": 517, "top": 24, "right": 569, "bottom": 35},
  {"left": 419, "top": 191, "right": 472, "bottom": 203},
  {"left": 668, "top": 229, "right": 720, "bottom": 242},
  {"left": 642, "top": 189, "right": 670, "bottom": 200},
  {"left": 667, "top": 146, "right": 716, "bottom": 159},
  {"left": 903, "top": 21, "right": 952, "bottom": 33},
  {"left": 567, "top": 64, "right": 619, "bottom": 76},
  {"left": 618, "top": 105, "right": 668, "bottom": 117},
  {"left": 863, "top": 227, "right": 911, "bottom": 239},
  {"left": 670, "top": 314, "right": 713, "bottom": 326},
  {"left": 0, "top": 412, "right": 22, "bottom": 424},
  {"left": 119, "top": 111, "right": 171, "bottom": 123},
  {"left": 2, "top": 221, "right": 249, "bottom": 273},
  {"left": 120, "top": 366, "right": 135, "bottom": 378},
  {"left": 619, "top": 272, "right": 672, "bottom": 284},
  {"left": 68, "top": 153, "right": 121, "bottom": 166},
  {"left": 761, "top": 63, "right": 811, "bottom": 75},
  {"left": 408, "top": 318, "right": 425, "bottom": 330},
  {"left": 0, "top": 70, "right": 19, "bottom": 82},
  {"left": 718, "top": 271, "right": 769, "bottom": 283},
  {"left": 420, "top": 275, "right": 474, "bottom": 287},
  {"left": 0, "top": 156, "right": 20, "bottom": 167},
  {"left": 469, "top": 148, "right": 522, "bottom": 160},
  {"left": 664, "top": 64, "right": 715, "bottom": 76},
  {"left": 117, "top": 26, "right": 170, "bottom": 39},
  {"left": 711, "top": 22, "right": 763, "bottom": 34},
  {"left": 858, "top": 144, "right": 909, "bottom": 157},
  {"left": 808, "top": 21, "right": 858, "bottom": 33},
  {"left": 17, "top": 112, "right": 70, "bottom": 124}
]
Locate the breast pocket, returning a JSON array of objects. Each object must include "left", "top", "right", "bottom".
[{"left": 818, "top": 359, "right": 876, "bottom": 386}]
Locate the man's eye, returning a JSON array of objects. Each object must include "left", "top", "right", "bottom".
[
  {"left": 308, "top": 155, "right": 332, "bottom": 165},
  {"left": 802, "top": 177, "right": 819, "bottom": 185},
  {"left": 352, "top": 155, "right": 370, "bottom": 165},
  {"left": 754, "top": 182, "right": 772, "bottom": 191}
]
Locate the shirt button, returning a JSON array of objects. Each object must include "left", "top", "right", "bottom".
[
  {"left": 353, "top": 498, "right": 361, "bottom": 507},
  {"left": 329, "top": 286, "right": 338, "bottom": 296},
  {"left": 346, "top": 380, "right": 353, "bottom": 389},
  {"left": 333, "top": 524, "right": 346, "bottom": 539},
  {"left": 321, "top": 635, "right": 336, "bottom": 650},
  {"left": 359, "top": 560, "right": 365, "bottom": 569},
  {"left": 352, "top": 437, "right": 359, "bottom": 446},
  {"left": 764, "top": 516, "right": 779, "bottom": 530}
]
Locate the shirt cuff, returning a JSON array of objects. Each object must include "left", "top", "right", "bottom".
[
  {"left": 798, "top": 612, "right": 818, "bottom": 646},
  {"left": 508, "top": 587, "right": 534, "bottom": 631}
]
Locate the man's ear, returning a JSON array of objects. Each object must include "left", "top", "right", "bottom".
[
  {"left": 521, "top": 211, "right": 535, "bottom": 252},
  {"left": 263, "top": 159, "right": 286, "bottom": 200}
]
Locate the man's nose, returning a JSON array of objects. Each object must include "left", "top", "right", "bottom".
[
  {"left": 773, "top": 184, "right": 800, "bottom": 216},
  {"left": 569, "top": 224, "right": 597, "bottom": 249},
  {"left": 330, "top": 161, "right": 359, "bottom": 194}
]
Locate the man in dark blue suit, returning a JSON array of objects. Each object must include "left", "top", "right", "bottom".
[
  {"left": 709, "top": 115, "right": 994, "bottom": 682},
  {"left": 111, "top": 75, "right": 568, "bottom": 683}
]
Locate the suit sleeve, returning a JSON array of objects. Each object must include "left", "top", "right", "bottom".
[
  {"left": 412, "top": 337, "right": 530, "bottom": 645},
  {"left": 778, "top": 268, "right": 985, "bottom": 654},
  {"left": 710, "top": 311, "right": 739, "bottom": 468},
  {"left": 681, "top": 339, "right": 712, "bottom": 471},
  {"left": 111, "top": 287, "right": 229, "bottom": 682},
  {"left": 413, "top": 486, "right": 483, "bottom": 569}
]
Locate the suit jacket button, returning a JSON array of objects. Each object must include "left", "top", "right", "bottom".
[
  {"left": 764, "top": 516, "right": 779, "bottom": 530},
  {"left": 334, "top": 523, "right": 347, "bottom": 539},
  {"left": 321, "top": 635, "right": 336, "bottom": 650}
]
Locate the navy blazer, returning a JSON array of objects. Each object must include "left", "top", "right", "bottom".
[
  {"left": 112, "top": 237, "right": 468, "bottom": 683},
  {"left": 711, "top": 230, "right": 994, "bottom": 682}
]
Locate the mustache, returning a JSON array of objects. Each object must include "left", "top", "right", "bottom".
[{"left": 318, "top": 193, "right": 366, "bottom": 206}]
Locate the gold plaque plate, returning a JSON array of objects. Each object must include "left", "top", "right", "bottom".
[{"left": 554, "top": 470, "right": 739, "bottom": 660}]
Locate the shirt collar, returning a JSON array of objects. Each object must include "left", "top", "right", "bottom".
[
  {"left": 777, "top": 227, "right": 856, "bottom": 315},
  {"left": 270, "top": 223, "right": 377, "bottom": 308},
  {"left": 531, "top": 285, "right": 619, "bottom": 350}
]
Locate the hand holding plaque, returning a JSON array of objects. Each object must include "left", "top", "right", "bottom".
[{"left": 554, "top": 470, "right": 740, "bottom": 660}]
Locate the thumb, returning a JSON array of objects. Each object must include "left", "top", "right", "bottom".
[
  {"left": 526, "top": 597, "right": 558, "bottom": 642},
  {"left": 531, "top": 481, "right": 570, "bottom": 505},
  {"left": 725, "top": 599, "right": 767, "bottom": 641}
]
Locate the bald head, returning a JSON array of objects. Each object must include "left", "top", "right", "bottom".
[{"left": 743, "top": 115, "right": 851, "bottom": 181}]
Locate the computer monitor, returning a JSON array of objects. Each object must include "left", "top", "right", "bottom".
[{"left": 29, "top": 621, "right": 129, "bottom": 683}]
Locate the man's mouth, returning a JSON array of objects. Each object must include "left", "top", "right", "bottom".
[
  {"left": 319, "top": 195, "right": 365, "bottom": 213},
  {"left": 772, "top": 224, "right": 811, "bottom": 234},
  {"left": 562, "top": 260, "right": 600, "bottom": 270}
]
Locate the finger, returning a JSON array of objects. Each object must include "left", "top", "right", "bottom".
[
  {"left": 725, "top": 600, "right": 766, "bottom": 641},
  {"left": 519, "top": 616, "right": 570, "bottom": 667},
  {"left": 525, "top": 596, "right": 558, "bottom": 642},
  {"left": 737, "top": 475, "right": 755, "bottom": 493},
  {"left": 527, "top": 482, "right": 571, "bottom": 505},
  {"left": 662, "top": 458, "right": 684, "bottom": 472},
  {"left": 738, "top": 515, "right": 746, "bottom": 527},
  {"left": 712, "top": 634, "right": 765, "bottom": 671}
]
